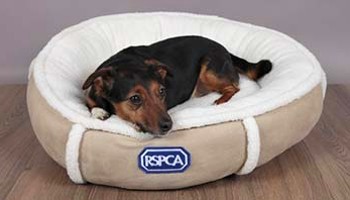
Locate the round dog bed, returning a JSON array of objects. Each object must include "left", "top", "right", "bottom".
[{"left": 27, "top": 12, "right": 326, "bottom": 190}]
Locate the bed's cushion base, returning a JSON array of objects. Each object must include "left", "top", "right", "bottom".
[{"left": 27, "top": 76, "right": 323, "bottom": 189}]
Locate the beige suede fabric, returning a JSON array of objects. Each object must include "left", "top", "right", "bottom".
[
  {"left": 27, "top": 78, "right": 71, "bottom": 168},
  {"left": 80, "top": 122, "right": 246, "bottom": 189},
  {"left": 256, "top": 85, "right": 323, "bottom": 166},
  {"left": 27, "top": 76, "right": 323, "bottom": 190}
]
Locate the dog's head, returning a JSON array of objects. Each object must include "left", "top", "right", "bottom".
[{"left": 82, "top": 59, "right": 173, "bottom": 136}]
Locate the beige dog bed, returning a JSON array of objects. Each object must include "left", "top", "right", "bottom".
[{"left": 27, "top": 12, "right": 326, "bottom": 190}]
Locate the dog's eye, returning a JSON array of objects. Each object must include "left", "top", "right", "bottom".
[
  {"left": 129, "top": 94, "right": 142, "bottom": 105},
  {"left": 159, "top": 87, "right": 166, "bottom": 97}
]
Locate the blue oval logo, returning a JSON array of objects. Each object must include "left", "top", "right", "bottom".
[{"left": 138, "top": 147, "right": 191, "bottom": 173}]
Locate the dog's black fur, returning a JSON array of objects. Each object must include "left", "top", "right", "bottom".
[{"left": 82, "top": 36, "right": 272, "bottom": 136}]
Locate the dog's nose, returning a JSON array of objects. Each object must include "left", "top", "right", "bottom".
[{"left": 159, "top": 118, "right": 173, "bottom": 134}]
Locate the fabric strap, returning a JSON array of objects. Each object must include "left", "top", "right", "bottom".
[
  {"left": 65, "top": 124, "right": 86, "bottom": 184},
  {"left": 237, "top": 117, "right": 261, "bottom": 175}
]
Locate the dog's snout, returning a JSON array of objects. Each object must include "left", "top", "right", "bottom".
[{"left": 159, "top": 117, "right": 173, "bottom": 134}]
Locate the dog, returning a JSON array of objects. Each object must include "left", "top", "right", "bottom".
[{"left": 82, "top": 36, "right": 272, "bottom": 136}]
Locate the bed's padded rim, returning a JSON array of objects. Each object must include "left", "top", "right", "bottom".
[
  {"left": 27, "top": 77, "right": 323, "bottom": 190},
  {"left": 27, "top": 77, "right": 71, "bottom": 168},
  {"left": 29, "top": 12, "right": 326, "bottom": 137},
  {"left": 256, "top": 84, "right": 323, "bottom": 166}
]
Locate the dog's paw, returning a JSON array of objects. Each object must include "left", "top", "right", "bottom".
[
  {"left": 214, "top": 98, "right": 226, "bottom": 105},
  {"left": 91, "top": 108, "right": 110, "bottom": 120}
]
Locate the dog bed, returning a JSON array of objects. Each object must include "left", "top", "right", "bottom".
[{"left": 27, "top": 12, "right": 326, "bottom": 190}]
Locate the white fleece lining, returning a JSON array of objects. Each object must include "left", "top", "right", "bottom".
[
  {"left": 29, "top": 12, "right": 327, "bottom": 139},
  {"left": 237, "top": 117, "right": 260, "bottom": 175},
  {"left": 66, "top": 124, "right": 86, "bottom": 184}
]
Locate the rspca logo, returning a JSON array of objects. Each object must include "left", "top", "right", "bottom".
[{"left": 138, "top": 147, "right": 191, "bottom": 173}]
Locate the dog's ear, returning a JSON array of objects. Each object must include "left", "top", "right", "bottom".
[
  {"left": 154, "top": 65, "right": 168, "bottom": 80},
  {"left": 144, "top": 59, "right": 172, "bottom": 79},
  {"left": 82, "top": 67, "right": 114, "bottom": 94}
]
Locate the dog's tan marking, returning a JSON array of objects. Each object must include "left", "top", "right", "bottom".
[
  {"left": 214, "top": 84, "right": 240, "bottom": 105},
  {"left": 192, "top": 59, "right": 210, "bottom": 98},
  {"left": 193, "top": 58, "right": 240, "bottom": 104},
  {"left": 246, "top": 69, "right": 258, "bottom": 81},
  {"left": 112, "top": 82, "right": 168, "bottom": 134}
]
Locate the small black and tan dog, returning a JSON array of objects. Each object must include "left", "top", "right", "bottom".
[{"left": 82, "top": 36, "right": 272, "bottom": 136}]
